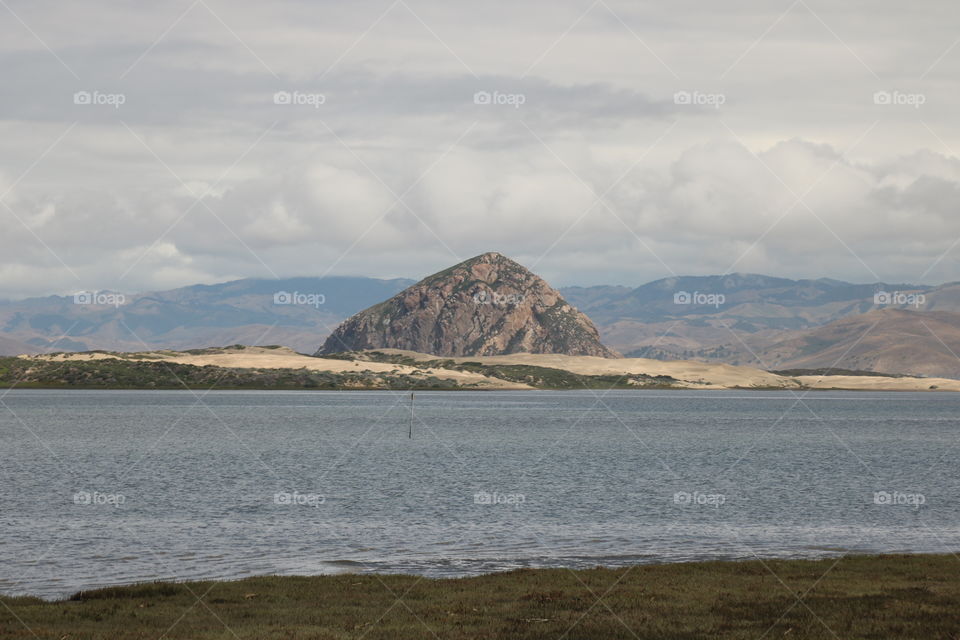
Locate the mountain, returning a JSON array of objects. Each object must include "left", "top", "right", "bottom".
[
  {"left": 560, "top": 274, "right": 937, "bottom": 360},
  {"left": 0, "top": 276, "right": 414, "bottom": 354},
  {"left": 0, "top": 335, "right": 39, "bottom": 356},
  {"left": 563, "top": 273, "right": 931, "bottom": 326},
  {"left": 317, "top": 252, "right": 620, "bottom": 358},
  {"left": 733, "top": 309, "right": 960, "bottom": 378},
  {"left": 3, "top": 268, "right": 958, "bottom": 375},
  {"left": 556, "top": 285, "right": 632, "bottom": 312}
]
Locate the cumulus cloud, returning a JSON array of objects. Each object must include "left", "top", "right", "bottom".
[
  {"left": 5, "top": 136, "right": 960, "bottom": 297},
  {"left": 1, "top": 0, "right": 960, "bottom": 298}
]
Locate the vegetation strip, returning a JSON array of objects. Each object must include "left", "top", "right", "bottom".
[
  {"left": 0, "top": 350, "right": 681, "bottom": 390},
  {"left": 2, "top": 555, "right": 959, "bottom": 639}
]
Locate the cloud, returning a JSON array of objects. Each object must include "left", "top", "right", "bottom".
[
  {"left": 4, "top": 135, "right": 960, "bottom": 299},
  {"left": 1, "top": 0, "right": 960, "bottom": 297}
]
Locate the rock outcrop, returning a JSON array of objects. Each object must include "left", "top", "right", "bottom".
[{"left": 316, "top": 252, "right": 620, "bottom": 358}]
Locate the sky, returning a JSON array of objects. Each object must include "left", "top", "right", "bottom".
[{"left": 2, "top": 0, "right": 960, "bottom": 299}]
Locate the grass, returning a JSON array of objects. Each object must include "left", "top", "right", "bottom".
[
  {"left": 349, "top": 351, "right": 681, "bottom": 389},
  {"left": 0, "top": 353, "right": 683, "bottom": 391},
  {"left": 0, "top": 357, "right": 464, "bottom": 391},
  {"left": 3, "top": 554, "right": 960, "bottom": 639}
]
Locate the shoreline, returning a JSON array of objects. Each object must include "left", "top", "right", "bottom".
[
  {"left": 4, "top": 554, "right": 959, "bottom": 638},
  {"left": 0, "top": 549, "right": 928, "bottom": 603},
  {"left": 1, "top": 385, "right": 956, "bottom": 392},
  {"left": 11, "top": 345, "right": 960, "bottom": 392}
]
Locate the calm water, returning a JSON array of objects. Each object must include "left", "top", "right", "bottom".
[{"left": 2, "top": 389, "right": 958, "bottom": 600}]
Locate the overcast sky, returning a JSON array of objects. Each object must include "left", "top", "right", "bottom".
[{"left": 2, "top": 0, "right": 960, "bottom": 298}]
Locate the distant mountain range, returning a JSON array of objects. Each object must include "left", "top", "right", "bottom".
[
  {"left": 0, "top": 277, "right": 413, "bottom": 355},
  {"left": 563, "top": 273, "right": 935, "bottom": 335},
  {"left": 561, "top": 274, "right": 960, "bottom": 377},
  {"left": 3, "top": 270, "right": 960, "bottom": 377}
]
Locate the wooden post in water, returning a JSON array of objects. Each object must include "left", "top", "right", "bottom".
[{"left": 409, "top": 392, "right": 415, "bottom": 439}]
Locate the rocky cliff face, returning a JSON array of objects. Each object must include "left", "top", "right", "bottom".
[{"left": 316, "top": 252, "right": 620, "bottom": 358}]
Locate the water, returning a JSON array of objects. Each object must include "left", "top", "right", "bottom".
[{"left": 1, "top": 388, "right": 958, "bottom": 600}]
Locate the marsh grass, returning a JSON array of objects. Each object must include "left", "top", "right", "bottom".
[{"left": 2, "top": 554, "right": 959, "bottom": 639}]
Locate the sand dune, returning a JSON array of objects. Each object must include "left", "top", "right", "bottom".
[
  {"left": 376, "top": 349, "right": 794, "bottom": 389},
  {"left": 21, "top": 346, "right": 960, "bottom": 391},
  {"left": 376, "top": 349, "right": 960, "bottom": 391},
  {"left": 794, "top": 374, "right": 960, "bottom": 391},
  {"left": 22, "top": 347, "right": 532, "bottom": 389}
]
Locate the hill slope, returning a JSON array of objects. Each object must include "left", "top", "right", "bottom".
[
  {"left": 737, "top": 309, "right": 960, "bottom": 377},
  {"left": 0, "top": 335, "right": 39, "bottom": 356}
]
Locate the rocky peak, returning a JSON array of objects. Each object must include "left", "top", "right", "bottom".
[{"left": 317, "top": 252, "right": 620, "bottom": 358}]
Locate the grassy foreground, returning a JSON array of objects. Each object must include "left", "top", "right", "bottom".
[{"left": 2, "top": 555, "right": 960, "bottom": 639}]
